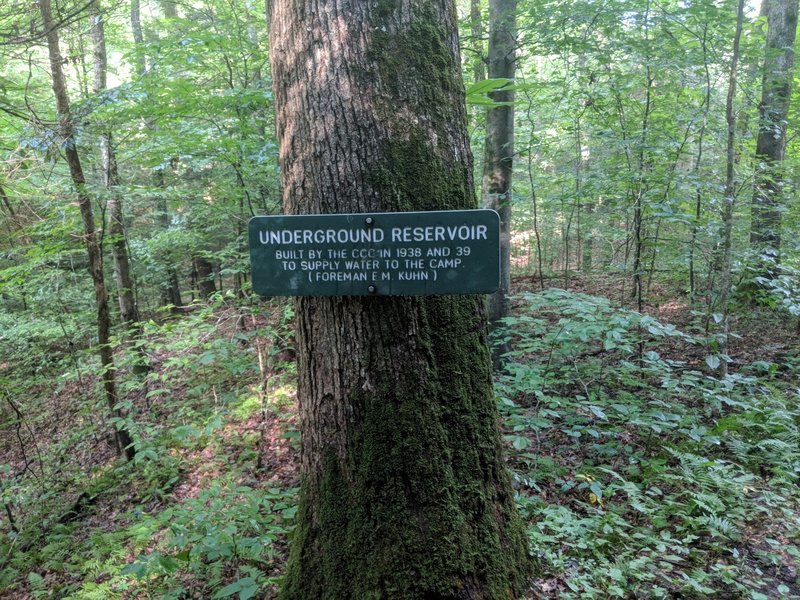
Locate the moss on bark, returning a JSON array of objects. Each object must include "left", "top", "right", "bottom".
[
  {"left": 280, "top": 296, "right": 530, "bottom": 600},
  {"left": 365, "top": 130, "right": 472, "bottom": 213},
  {"left": 270, "top": 0, "right": 531, "bottom": 596}
]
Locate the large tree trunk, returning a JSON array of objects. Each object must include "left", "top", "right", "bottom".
[
  {"left": 482, "top": 0, "right": 516, "bottom": 364},
  {"left": 268, "top": 0, "right": 530, "bottom": 597},
  {"left": 749, "top": 0, "right": 798, "bottom": 277},
  {"left": 40, "top": 0, "right": 135, "bottom": 460}
]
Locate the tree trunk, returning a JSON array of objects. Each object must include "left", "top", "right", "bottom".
[
  {"left": 160, "top": 0, "right": 178, "bottom": 18},
  {"left": 268, "top": 0, "right": 530, "bottom": 597},
  {"left": 581, "top": 208, "right": 593, "bottom": 273},
  {"left": 689, "top": 23, "right": 712, "bottom": 303},
  {"left": 470, "top": 0, "right": 485, "bottom": 84},
  {"left": 718, "top": 0, "right": 746, "bottom": 377},
  {"left": 130, "top": 0, "right": 147, "bottom": 76},
  {"left": 482, "top": 0, "right": 516, "bottom": 364},
  {"left": 194, "top": 256, "right": 217, "bottom": 299},
  {"left": 40, "top": 0, "right": 135, "bottom": 460},
  {"left": 522, "top": 89, "right": 545, "bottom": 289},
  {"left": 153, "top": 170, "right": 183, "bottom": 310},
  {"left": 749, "top": 0, "right": 798, "bottom": 278},
  {"left": 92, "top": 0, "right": 140, "bottom": 328},
  {"left": 631, "top": 0, "right": 653, "bottom": 313}
]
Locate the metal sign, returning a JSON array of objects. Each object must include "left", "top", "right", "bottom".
[{"left": 248, "top": 210, "right": 500, "bottom": 296}]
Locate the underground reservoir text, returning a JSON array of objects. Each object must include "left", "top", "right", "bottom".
[
  {"left": 257, "top": 224, "right": 488, "bottom": 245},
  {"left": 248, "top": 210, "right": 500, "bottom": 297}
]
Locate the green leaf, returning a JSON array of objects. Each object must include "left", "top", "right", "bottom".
[
  {"left": 465, "top": 78, "right": 513, "bottom": 96},
  {"left": 158, "top": 555, "right": 179, "bottom": 573},
  {"left": 511, "top": 435, "right": 530, "bottom": 450},
  {"left": 465, "top": 78, "right": 515, "bottom": 106},
  {"left": 213, "top": 577, "right": 258, "bottom": 599},
  {"left": 589, "top": 481, "right": 603, "bottom": 499},
  {"left": 27, "top": 572, "right": 45, "bottom": 589},
  {"left": 175, "top": 549, "right": 192, "bottom": 562},
  {"left": 589, "top": 405, "right": 606, "bottom": 420}
]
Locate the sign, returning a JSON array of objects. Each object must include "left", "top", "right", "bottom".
[{"left": 248, "top": 210, "right": 500, "bottom": 296}]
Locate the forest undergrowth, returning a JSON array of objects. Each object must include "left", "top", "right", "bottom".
[{"left": 1, "top": 274, "right": 799, "bottom": 599}]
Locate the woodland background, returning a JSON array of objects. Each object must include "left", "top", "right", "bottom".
[{"left": 1, "top": 0, "right": 800, "bottom": 597}]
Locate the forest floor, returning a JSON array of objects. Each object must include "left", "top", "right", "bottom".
[{"left": 1, "top": 273, "right": 799, "bottom": 599}]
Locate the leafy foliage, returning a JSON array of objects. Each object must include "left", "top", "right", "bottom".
[
  {"left": 0, "top": 299, "right": 298, "bottom": 598},
  {"left": 496, "top": 289, "right": 800, "bottom": 597},
  {"left": 1, "top": 0, "right": 799, "bottom": 596}
]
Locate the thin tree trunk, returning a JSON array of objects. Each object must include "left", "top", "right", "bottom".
[
  {"left": 581, "top": 208, "right": 593, "bottom": 273},
  {"left": 92, "top": 0, "right": 140, "bottom": 328},
  {"left": 689, "top": 23, "right": 712, "bottom": 302},
  {"left": 130, "top": 0, "right": 181, "bottom": 311},
  {"left": 0, "top": 183, "right": 14, "bottom": 218},
  {"left": 470, "top": 0, "right": 485, "bottom": 83},
  {"left": 580, "top": 141, "right": 593, "bottom": 274},
  {"left": 194, "top": 256, "right": 217, "bottom": 299},
  {"left": 0, "top": 182, "right": 28, "bottom": 243},
  {"left": 632, "top": 0, "right": 653, "bottom": 314},
  {"left": 563, "top": 198, "right": 576, "bottom": 288},
  {"left": 482, "top": 0, "right": 516, "bottom": 365},
  {"left": 269, "top": 0, "right": 530, "bottom": 596},
  {"left": 159, "top": 0, "right": 177, "bottom": 18},
  {"left": 130, "top": 0, "right": 147, "bottom": 76},
  {"left": 646, "top": 218, "right": 661, "bottom": 294},
  {"left": 523, "top": 87, "right": 545, "bottom": 289},
  {"left": 40, "top": 0, "right": 134, "bottom": 460},
  {"left": 155, "top": 180, "right": 182, "bottom": 310},
  {"left": 718, "top": 0, "right": 746, "bottom": 378}
]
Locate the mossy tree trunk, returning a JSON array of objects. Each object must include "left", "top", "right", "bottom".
[{"left": 268, "top": 0, "right": 530, "bottom": 597}]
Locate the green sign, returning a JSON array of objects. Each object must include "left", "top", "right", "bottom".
[{"left": 248, "top": 210, "right": 500, "bottom": 296}]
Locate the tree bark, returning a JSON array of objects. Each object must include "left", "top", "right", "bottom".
[
  {"left": 40, "top": 0, "right": 135, "bottom": 460},
  {"left": 718, "top": 0, "right": 746, "bottom": 377},
  {"left": 130, "top": 0, "right": 147, "bottom": 76},
  {"left": 688, "top": 22, "right": 712, "bottom": 303},
  {"left": 91, "top": 0, "right": 140, "bottom": 327},
  {"left": 193, "top": 256, "right": 217, "bottom": 299},
  {"left": 749, "top": 0, "right": 798, "bottom": 276},
  {"left": 156, "top": 182, "right": 183, "bottom": 310},
  {"left": 268, "top": 0, "right": 530, "bottom": 597},
  {"left": 631, "top": 0, "right": 653, "bottom": 313},
  {"left": 482, "top": 0, "right": 516, "bottom": 364},
  {"left": 159, "top": 0, "right": 178, "bottom": 18},
  {"left": 470, "top": 0, "right": 485, "bottom": 83}
]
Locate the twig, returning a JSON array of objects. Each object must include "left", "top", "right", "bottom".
[{"left": 3, "top": 391, "right": 45, "bottom": 484}]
